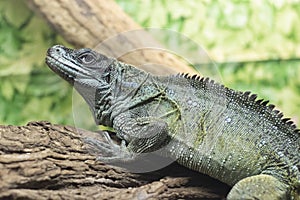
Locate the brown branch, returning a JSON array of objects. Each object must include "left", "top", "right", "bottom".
[
  {"left": 0, "top": 121, "right": 229, "bottom": 199},
  {"left": 26, "top": 0, "right": 198, "bottom": 75}
]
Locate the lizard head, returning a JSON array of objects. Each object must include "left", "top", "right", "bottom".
[
  {"left": 46, "top": 45, "right": 117, "bottom": 125},
  {"left": 46, "top": 45, "right": 115, "bottom": 87}
]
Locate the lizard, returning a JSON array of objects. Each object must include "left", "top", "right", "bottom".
[{"left": 46, "top": 45, "right": 300, "bottom": 199}]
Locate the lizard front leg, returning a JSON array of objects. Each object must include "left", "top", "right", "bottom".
[{"left": 87, "top": 112, "right": 170, "bottom": 163}]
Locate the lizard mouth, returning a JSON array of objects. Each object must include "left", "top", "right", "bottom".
[{"left": 46, "top": 55, "right": 76, "bottom": 84}]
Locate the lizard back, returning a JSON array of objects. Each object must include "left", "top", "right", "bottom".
[{"left": 137, "top": 73, "right": 300, "bottom": 187}]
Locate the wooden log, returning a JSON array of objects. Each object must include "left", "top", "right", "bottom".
[
  {"left": 26, "top": 0, "right": 198, "bottom": 75},
  {"left": 0, "top": 121, "right": 230, "bottom": 199}
]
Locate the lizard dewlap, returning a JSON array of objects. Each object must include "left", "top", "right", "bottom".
[{"left": 46, "top": 45, "right": 300, "bottom": 200}]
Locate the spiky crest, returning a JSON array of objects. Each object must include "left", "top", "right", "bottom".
[{"left": 176, "top": 73, "right": 300, "bottom": 135}]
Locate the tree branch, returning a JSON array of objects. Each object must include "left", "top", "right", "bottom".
[
  {"left": 26, "top": 0, "right": 198, "bottom": 75},
  {"left": 0, "top": 121, "right": 229, "bottom": 199}
]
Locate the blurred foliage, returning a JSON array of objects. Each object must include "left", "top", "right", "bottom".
[
  {"left": 117, "top": 0, "right": 300, "bottom": 61},
  {"left": 0, "top": 0, "right": 299, "bottom": 126},
  {"left": 0, "top": 0, "right": 74, "bottom": 125}
]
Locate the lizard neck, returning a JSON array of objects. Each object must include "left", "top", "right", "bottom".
[{"left": 94, "top": 62, "right": 149, "bottom": 126}]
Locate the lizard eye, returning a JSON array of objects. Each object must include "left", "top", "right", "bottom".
[{"left": 78, "top": 53, "right": 96, "bottom": 64}]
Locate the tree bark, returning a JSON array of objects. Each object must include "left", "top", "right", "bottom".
[
  {"left": 0, "top": 121, "right": 229, "bottom": 199},
  {"left": 26, "top": 0, "right": 198, "bottom": 75}
]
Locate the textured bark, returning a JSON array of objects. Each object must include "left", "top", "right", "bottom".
[
  {"left": 26, "top": 0, "right": 198, "bottom": 75},
  {"left": 0, "top": 121, "right": 230, "bottom": 199}
]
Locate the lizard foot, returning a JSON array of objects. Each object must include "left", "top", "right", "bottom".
[
  {"left": 83, "top": 131, "right": 135, "bottom": 163},
  {"left": 227, "top": 174, "right": 290, "bottom": 200}
]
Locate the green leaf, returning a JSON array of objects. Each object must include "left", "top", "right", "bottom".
[{"left": 1, "top": 79, "right": 14, "bottom": 100}]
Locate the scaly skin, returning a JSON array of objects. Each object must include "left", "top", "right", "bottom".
[{"left": 46, "top": 45, "right": 300, "bottom": 199}]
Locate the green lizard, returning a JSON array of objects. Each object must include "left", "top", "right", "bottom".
[{"left": 46, "top": 45, "right": 300, "bottom": 199}]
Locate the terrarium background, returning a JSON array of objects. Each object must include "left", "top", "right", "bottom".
[{"left": 0, "top": 0, "right": 299, "bottom": 125}]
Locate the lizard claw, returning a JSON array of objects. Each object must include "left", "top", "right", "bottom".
[{"left": 83, "top": 131, "right": 135, "bottom": 163}]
